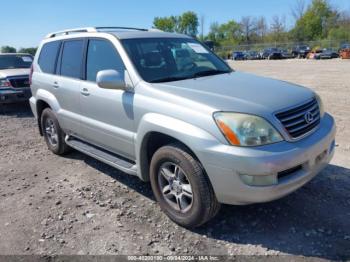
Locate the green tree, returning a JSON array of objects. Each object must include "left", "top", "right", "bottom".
[
  {"left": 153, "top": 16, "right": 177, "bottom": 32},
  {"left": 291, "top": 0, "right": 337, "bottom": 41},
  {"left": 18, "top": 47, "right": 37, "bottom": 56},
  {"left": 1, "top": 46, "right": 16, "bottom": 53},
  {"left": 178, "top": 11, "right": 199, "bottom": 36},
  {"left": 207, "top": 20, "right": 241, "bottom": 47},
  {"left": 328, "top": 11, "right": 350, "bottom": 41},
  {"left": 153, "top": 11, "right": 198, "bottom": 36}
]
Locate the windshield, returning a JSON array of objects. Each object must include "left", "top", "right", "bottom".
[
  {"left": 0, "top": 55, "right": 33, "bottom": 70},
  {"left": 121, "top": 38, "right": 232, "bottom": 83}
]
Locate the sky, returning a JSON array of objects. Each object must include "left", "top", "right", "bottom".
[{"left": 1, "top": 0, "right": 349, "bottom": 49}]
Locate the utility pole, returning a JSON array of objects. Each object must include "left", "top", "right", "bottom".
[{"left": 200, "top": 15, "right": 205, "bottom": 41}]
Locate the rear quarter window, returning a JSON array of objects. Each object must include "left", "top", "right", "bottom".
[{"left": 38, "top": 41, "right": 61, "bottom": 74}]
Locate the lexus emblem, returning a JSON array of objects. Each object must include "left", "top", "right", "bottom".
[{"left": 304, "top": 112, "right": 314, "bottom": 124}]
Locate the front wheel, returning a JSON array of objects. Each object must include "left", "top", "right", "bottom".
[
  {"left": 150, "top": 144, "right": 220, "bottom": 227},
  {"left": 41, "top": 108, "right": 70, "bottom": 155}
]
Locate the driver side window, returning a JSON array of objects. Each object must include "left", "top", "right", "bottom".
[{"left": 86, "top": 39, "right": 125, "bottom": 82}]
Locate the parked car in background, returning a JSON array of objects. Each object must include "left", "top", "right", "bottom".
[
  {"left": 292, "top": 45, "right": 311, "bottom": 58},
  {"left": 30, "top": 27, "right": 335, "bottom": 227},
  {"left": 319, "top": 48, "right": 339, "bottom": 59},
  {"left": 245, "top": 50, "right": 260, "bottom": 60},
  {"left": 232, "top": 51, "right": 246, "bottom": 60},
  {"left": 339, "top": 43, "right": 350, "bottom": 59},
  {"left": 281, "top": 49, "right": 295, "bottom": 59},
  {"left": 339, "top": 43, "right": 350, "bottom": 52},
  {"left": 0, "top": 53, "right": 33, "bottom": 104},
  {"left": 261, "top": 48, "right": 283, "bottom": 60},
  {"left": 308, "top": 48, "right": 338, "bottom": 60}
]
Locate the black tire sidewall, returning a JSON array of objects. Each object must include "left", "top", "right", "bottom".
[
  {"left": 41, "top": 108, "right": 65, "bottom": 155},
  {"left": 150, "top": 145, "right": 211, "bottom": 227}
]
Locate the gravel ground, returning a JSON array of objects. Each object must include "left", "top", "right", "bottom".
[{"left": 0, "top": 59, "right": 349, "bottom": 260}]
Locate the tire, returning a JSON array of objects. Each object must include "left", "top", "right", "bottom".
[
  {"left": 150, "top": 143, "right": 220, "bottom": 227},
  {"left": 41, "top": 108, "right": 70, "bottom": 155}
]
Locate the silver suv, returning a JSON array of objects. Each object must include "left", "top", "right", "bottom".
[
  {"left": 0, "top": 53, "right": 33, "bottom": 103},
  {"left": 30, "top": 27, "right": 336, "bottom": 227}
]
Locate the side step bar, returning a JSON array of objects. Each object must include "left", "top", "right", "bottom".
[{"left": 65, "top": 136, "right": 137, "bottom": 176}]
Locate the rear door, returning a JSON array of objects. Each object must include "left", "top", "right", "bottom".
[
  {"left": 54, "top": 39, "right": 85, "bottom": 135},
  {"left": 79, "top": 38, "right": 135, "bottom": 159}
]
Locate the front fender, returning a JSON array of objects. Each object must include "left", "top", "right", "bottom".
[{"left": 135, "top": 113, "right": 219, "bottom": 180}]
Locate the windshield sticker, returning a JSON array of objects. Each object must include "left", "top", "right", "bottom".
[
  {"left": 188, "top": 43, "right": 209, "bottom": 54},
  {"left": 21, "top": 56, "right": 33, "bottom": 62}
]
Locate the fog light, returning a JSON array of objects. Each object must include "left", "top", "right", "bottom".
[{"left": 240, "top": 174, "right": 277, "bottom": 186}]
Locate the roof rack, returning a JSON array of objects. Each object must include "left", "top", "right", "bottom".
[
  {"left": 45, "top": 26, "right": 158, "bottom": 38},
  {"left": 95, "top": 26, "right": 148, "bottom": 31},
  {"left": 45, "top": 27, "right": 97, "bottom": 38}
]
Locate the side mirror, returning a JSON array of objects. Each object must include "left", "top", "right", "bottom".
[{"left": 96, "top": 69, "right": 126, "bottom": 90}]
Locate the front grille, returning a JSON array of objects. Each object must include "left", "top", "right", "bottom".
[
  {"left": 275, "top": 98, "right": 320, "bottom": 138},
  {"left": 8, "top": 76, "right": 30, "bottom": 88}
]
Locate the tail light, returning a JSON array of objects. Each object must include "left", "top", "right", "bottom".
[{"left": 29, "top": 64, "right": 34, "bottom": 85}]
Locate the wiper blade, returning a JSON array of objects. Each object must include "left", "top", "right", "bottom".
[
  {"left": 149, "top": 70, "right": 231, "bottom": 83},
  {"left": 193, "top": 70, "right": 231, "bottom": 78},
  {"left": 149, "top": 76, "right": 191, "bottom": 83}
]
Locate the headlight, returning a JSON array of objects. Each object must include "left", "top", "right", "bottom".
[
  {"left": 214, "top": 112, "right": 283, "bottom": 146},
  {"left": 315, "top": 93, "right": 325, "bottom": 118},
  {"left": 0, "top": 78, "right": 11, "bottom": 88}
]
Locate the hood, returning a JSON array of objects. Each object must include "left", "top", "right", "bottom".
[
  {"left": 0, "top": 68, "right": 30, "bottom": 78},
  {"left": 151, "top": 71, "right": 314, "bottom": 116}
]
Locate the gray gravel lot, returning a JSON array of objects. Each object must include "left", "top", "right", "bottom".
[{"left": 0, "top": 59, "right": 349, "bottom": 260}]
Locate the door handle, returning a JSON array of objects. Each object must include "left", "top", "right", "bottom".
[
  {"left": 53, "top": 82, "right": 59, "bottom": 88},
  {"left": 81, "top": 87, "right": 90, "bottom": 96}
]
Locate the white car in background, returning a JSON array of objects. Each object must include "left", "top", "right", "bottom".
[{"left": 0, "top": 53, "right": 33, "bottom": 103}]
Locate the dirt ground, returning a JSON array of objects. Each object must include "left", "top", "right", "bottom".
[{"left": 0, "top": 59, "right": 349, "bottom": 260}]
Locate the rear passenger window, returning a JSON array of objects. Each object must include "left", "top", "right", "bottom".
[
  {"left": 38, "top": 41, "right": 61, "bottom": 74},
  {"left": 60, "top": 40, "right": 84, "bottom": 79},
  {"left": 86, "top": 39, "right": 125, "bottom": 82}
]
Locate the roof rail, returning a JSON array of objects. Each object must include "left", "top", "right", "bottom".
[
  {"left": 45, "top": 26, "right": 160, "bottom": 38},
  {"left": 45, "top": 27, "right": 97, "bottom": 38},
  {"left": 94, "top": 26, "right": 148, "bottom": 31}
]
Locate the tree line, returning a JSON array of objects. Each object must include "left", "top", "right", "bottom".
[
  {"left": 1, "top": 46, "right": 37, "bottom": 56},
  {"left": 152, "top": 0, "right": 350, "bottom": 48}
]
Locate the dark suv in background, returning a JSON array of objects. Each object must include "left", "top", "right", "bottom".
[
  {"left": 261, "top": 48, "right": 283, "bottom": 60},
  {"left": 292, "top": 45, "right": 311, "bottom": 58}
]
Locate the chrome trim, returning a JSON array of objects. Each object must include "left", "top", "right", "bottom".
[{"left": 273, "top": 97, "right": 321, "bottom": 141}]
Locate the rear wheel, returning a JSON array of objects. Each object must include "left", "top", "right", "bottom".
[
  {"left": 150, "top": 144, "right": 220, "bottom": 227},
  {"left": 41, "top": 108, "right": 70, "bottom": 155}
]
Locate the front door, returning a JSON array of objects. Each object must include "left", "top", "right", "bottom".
[{"left": 79, "top": 39, "right": 135, "bottom": 160}]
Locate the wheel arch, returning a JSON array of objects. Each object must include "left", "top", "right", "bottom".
[
  {"left": 36, "top": 100, "right": 51, "bottom": 135},
  {"left": 136, "top": 113, "right": 218, "bottom": 182},
  {"left": 139, "top": 131, "right": 201, "bottom": 181},
  {"left": 34, "top": 89, "right": 61, "bottom": 135}
]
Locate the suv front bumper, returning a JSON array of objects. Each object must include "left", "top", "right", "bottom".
[
  {"left": 200, "top": 113, "right": 336, "bottom": 205},
  {"left": 0, "top": 88, "right": 31, "bottom": 104}
]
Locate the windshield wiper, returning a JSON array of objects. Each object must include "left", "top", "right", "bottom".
[
  {"left": 149, "top": 76, "right": 192, "bottom": 83},
  {"left": 149, "top": 70, "right": 232, "bottom": 83},
  {"left": 192, "top": 69, "right": 231, "bottom": 78}
]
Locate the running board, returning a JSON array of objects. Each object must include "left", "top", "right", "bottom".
[{"left": 65, "top": 136, "right": 137, "bottom": 176}]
